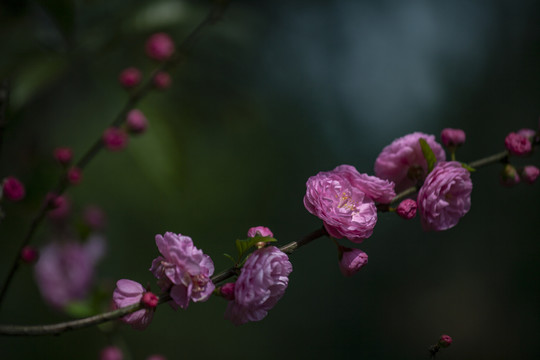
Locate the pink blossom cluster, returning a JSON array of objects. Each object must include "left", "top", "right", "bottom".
[
  {"left": 224, "top": 246, "right": 292, "bottom": 326},
  {"left": 374, "top": 132, "right": 446, "bottom": 192},
  {"left": 150, "top": 232, "right": 215, "bottom": 309},
  {"left": 304, "top": 165, "right": 395, "bottom": 243}
]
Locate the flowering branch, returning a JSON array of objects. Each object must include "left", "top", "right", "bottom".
[
  {"left": 0, "top": 227, "right": 328, "bottom": 336},
  {"left": 0, "top": 0, "right": 231, "bottom": 309}
]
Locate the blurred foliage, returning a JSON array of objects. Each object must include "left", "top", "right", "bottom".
[{"left": 1, "top": 0, "right": 540, "bottom": 359}]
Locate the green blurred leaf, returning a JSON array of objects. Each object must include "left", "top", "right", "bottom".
[
  {"left": 223, "top": 253, "right": 235, "bottom": 264},
  {"left": 235, "top": 236, "right": 277, "bottom": 261},
  {"left": 64, "top": 301, "right": 94, "bottom": 318},
  {"left": 419, "top": 138, "right": 437, "bottom": 173},
  {"left": 461, "top": 162, "right": 476, "bottom": 172}
]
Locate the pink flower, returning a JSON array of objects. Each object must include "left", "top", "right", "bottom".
[
  {"left": 2, "top": 176, "right": 25, "bottom": 201},
  {"left": 126, "top": 109, "right": 148, "bottom": 134},
  {"left": 153, "top": 71, "right": 171, "bottom": 89},
  {"left": 145, "top": 33, "right": 175, "bottom": 61},
  {"left": 505, "top": 132, "right": 532, "bottom": 156},
  {"left": 522, "top": 165, "right": 539, "bottom": 184},
  {"left": 375, "top": 132, "right": 446, "bottom": 192},
  {"left": 247, "top": 226, "right": 273, "bottom": 238},
  {"left": 103, "top": 127, "right": 129, "bottom": 151},
  {"left": 337, "top": 246, "right": 368, "bottom": 277},
  {"left": 441, "top": 128, "right": 466, "bottom": 147},
  {"left": 304, "top": 165, "right": 394, "bottom": 243},
  {"left": 46, "top": 193, "right": 71, "bottom": 221},
  {"left": 54, "top": 147, "right": 73, "bottom": 165},
  {"left": 417, "top": 161, "right": 472, "bottom": 231},
  {"left": 224, "top": 246, "right": 292, "bottom": 326},
  {"left": 396, "top": 198, "right": 417, "bottom": 220},
  {"left": 146, "top": 356, "right": 167, "bottom": 360},
  {"left": 113, "top": 279, "right": 156, "bottom": 330},
  {"left": 100, "top": 346, "right": 123, "bottom": 360},
  {"left": 119, "top": 67, "right": 142, "bottom": 89},
  {"left": 150, "top": 232, "right": 215, "bottom": 309},
  {"left": 34, "top": 235, "right": 105, "bottom": 308}
]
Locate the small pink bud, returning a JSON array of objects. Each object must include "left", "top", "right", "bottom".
[
  {"left": 441, "top": 128, "right": 466, "bottom": 147},
  {"left": 126, "top": 109, "right": 148, "bottom": 134},
  {"left": 500, "top": 164, "right": 520, "bottom": 187},
  {"left": 338, "top": 246, "right": 368, "bottom": 277},
  {"left": 46, "top": 193, "right": 71, "bottom": 220},
  {"left": 2, "top": 177, "right": 25, "bottom": 202},
  {"left": 20, "top": 246, "right": 39, "bottom": 264},
  {"left": 153, "top": 71, "right": 171, "bottom": 89},
  {"left": 84, "top": 205, "right": 106, "bottom": 230},
  {"left": 145, "top": 33, "right": 175, "bottom": 61},
  {"left": 247, "top": 226, "right": 273, "bottom": 238},
  {"left": 67, "top": 167, "right": 83, "bottom": 185},
  {"left": 517, "top": 128, "right": 536, "bottom": 140},
  {"left": 396, "top": 199, "right": 417, "bottom": 219},
  {"left": 522, "top": 165, "right": 540, "bottom": 184},
  {"left": 119, "top": 67, "right": 142, "bottom": 89},
  {"left": 438, "top": 334, "right": 452, "bottom": 348},
  {"left": 103, "top": 127, "right": 129, "bottom": 151},
  {"left": 220, "top": 282, "right": 235, "bottom": 301},
  {"left": 54, "top": 147, "right": 73, "bottom": 165},
  {"left": 505, "top": 132, "right": 532, "bottom": 156},
  {"left": 100, "top": 346, "right": 123, "bottom": 360},
  {"left": 142, "top": 292, "right": 159, "bottom": 308}
]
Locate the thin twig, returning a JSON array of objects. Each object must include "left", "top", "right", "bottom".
[{"left": 0, "top": 0, "right": 231, "bottom": 310}]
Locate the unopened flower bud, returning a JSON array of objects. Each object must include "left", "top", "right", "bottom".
[
  {"left": 396, "top": 199, "right": 417, "bottom": 219},
  {"left": 21, "top": 246, "right": 39, "bottom": 264},
  {"left": 247, "top": 226, "right": 273, "bottom": 238},
  {"left": 522, "top": 165, "right": 539, "bottom": 184},
  {"left": 142, "top": 292, "right": 159, "bottom": 308},
  {"left": 119, "top": 67, "right": 142, "bottom": 89},
  {"left": 220, "top": 282, "right": 235, "bottom": 301},
  {"left": 505, "top": 132, "right": 532, "bottom": 156},
  {"left": 500, "top": 164, "right": 520, "bottom": 187},
  {"left": 84, "top": 205, "right": 106, "bottom": 230},
  {"left": 103, "top": 127, "right": 129, "bottom": 151},
  {"left": 338, "top": 246, "right": 368, "bottom": 277},
  {"left": 153, "top": 71, "right": 171, "bottom": 89},
  {"left": 441, "top": 128, "right": 466, "bottom": 147},
  {"left": 46, "top": 193, "right": 71, "bottom": 220},
  {"left": 54, "top": 147, "right": 73, "bottom": 165},
  {"left": 100, "top": 346, "right": 123, "bottom": 360},
  {"left": 67, "top": 167, "right": 83, "bottom": 185},
  {"left": 2, "top": 177, "right": 25, "bottom": 202},
  {"left": 145, "top": 33, "right": 175, "bottom": 61},
  {"left": 126, "top": 109, "right": 148, "bottom": 134},
  {"left": 438, "top": 334, "right": 452, "bottom": 348}
]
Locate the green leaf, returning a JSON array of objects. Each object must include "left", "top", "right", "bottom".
[
  {"left": 419, "top": 138, "right": 437, "bottom": 173},
  {"left": 64, "top": 301, "right": 94, "bottom": 318},
  {"left": 235, "top": 236, "right": 277, "bottom": 260},
  {"left": 461, "top": 162, "right": 476, "bottom": 172},
  {"left": 223, "top": 253, "right": 236, "bottom": 264}
]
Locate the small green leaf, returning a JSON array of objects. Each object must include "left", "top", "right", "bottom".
[
  {"left": 64, "top": 301, "right": 94, "bottom": 318},
  {"left": 235, "top": 236, "right": 277, "bottom": 260},
  {"left": 461, "top": 162, "right": 476, "bottom": 172},
  {"left": 223, "top": 253, "right": 236, "bottom": 264},
  {"left": 419, "top": 138, "right": 437, "bottom": 173}
]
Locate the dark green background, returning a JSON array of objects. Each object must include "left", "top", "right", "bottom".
[{"left": 1, "top": 0, "right": 539, "bottom": 359}]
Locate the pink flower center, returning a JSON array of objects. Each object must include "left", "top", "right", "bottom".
[{"left": 192, "top": 274, "right": 209, "bottom": 292}]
